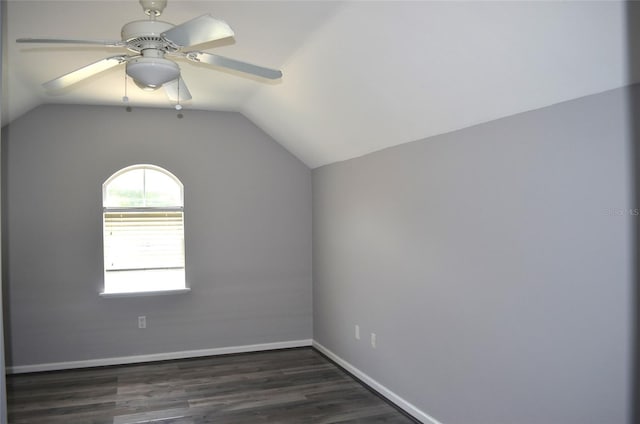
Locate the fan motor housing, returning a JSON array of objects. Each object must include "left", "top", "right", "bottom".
[{"left": 121, "top": 20, "right": 175, "bottom": 52}]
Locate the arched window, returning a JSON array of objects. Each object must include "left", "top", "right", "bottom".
[{"left": 102, "top": 164, "right": 187, "bottom": 296}]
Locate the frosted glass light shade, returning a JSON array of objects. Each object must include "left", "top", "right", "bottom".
[{"left": 126, "top": 57, "right": 179, "bottom": 87}]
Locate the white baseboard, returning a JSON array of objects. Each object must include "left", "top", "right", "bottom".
[
  {"left": 6, "top": 339, "right": 313, "bottom": 374},
  {"left": 312, "top": 340, "right": 443, "bottom": 424}
]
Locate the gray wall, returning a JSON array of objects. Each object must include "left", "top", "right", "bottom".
[
  {"left": 2, "top": 104, "right": 312, "bottom": 367},
  {"left": 313, "top": 86, "right": 634, "bottom": 424},
  {"left": 0, "top": 0, "right": 6, "bottom": 420}
]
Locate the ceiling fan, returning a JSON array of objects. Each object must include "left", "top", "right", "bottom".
[{"left": 16, "top": 0, "right": 283, "bottom": 104}]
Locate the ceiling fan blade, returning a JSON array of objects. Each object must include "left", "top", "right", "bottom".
[
  {"left": 17, "top": 38, "right": 125, "bottom": 47},
  {"left": 161, "top": 14, "right": 234, "bottom": 48},
  {"left": 43, "top": 55, "right": 129, "bottom": 90},
  {"left": 185, "top": 52, "right": 282, "bottom": 80},
  {"left": 164, "top": 77, "right": 192, "bottom": 102}
]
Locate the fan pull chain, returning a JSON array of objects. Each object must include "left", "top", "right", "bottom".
[
  {"left": 175, "top": 77, "right": 182, "bottom": 110},
  {"left": 122, "top": 72, "right": 129, "bottom": 103}
]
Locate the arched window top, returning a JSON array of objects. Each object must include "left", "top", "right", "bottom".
[{"left": 103, "top": 164, "right": 183, "bottom": 208}]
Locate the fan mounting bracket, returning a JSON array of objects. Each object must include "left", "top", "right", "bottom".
[{"left": 140, "top": 0, "right": 167, "bottom": 17}]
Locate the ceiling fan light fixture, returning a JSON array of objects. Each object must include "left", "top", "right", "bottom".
[
  {"left": 126, "top": 57, "right": 179, "bottom": 87},
  {"left": 18, "top": 0, "right": 283, "bottom": 106}
]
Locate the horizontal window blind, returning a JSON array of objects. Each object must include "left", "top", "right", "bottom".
[{"left": 104, "top": 211, "right": 184, "bottom": 271}]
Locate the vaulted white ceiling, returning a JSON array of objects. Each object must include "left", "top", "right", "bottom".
[{"left": 2, "top": 1, "right": 636, "bottom": 168}]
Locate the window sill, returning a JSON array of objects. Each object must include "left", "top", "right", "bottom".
[{"left": 99, "top": 288, "right": 191, "bottom": 298}]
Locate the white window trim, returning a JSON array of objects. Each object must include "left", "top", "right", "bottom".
[
  {"left": 103, "top": 164, "right": 184, "bottom": 206},
  {"left": 99, "top": 288, "right": 191, "bottom": 298},
  {"left": 101, "top": 164, "right": 188, "bottom": 297}
]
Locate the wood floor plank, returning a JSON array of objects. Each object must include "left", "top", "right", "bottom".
[{"left": 6, "top": 347, "right": 417, "bottom": 424}]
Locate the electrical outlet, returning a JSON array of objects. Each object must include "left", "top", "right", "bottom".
[
  {"left": 138, "top": 316, "right": 146, "bottom": 329},
  {"left": 355, "top": 324, "right": 360, "bottom": 340},
  {"left": 371, "top": 332, "right": 377, "bottom": 349}
]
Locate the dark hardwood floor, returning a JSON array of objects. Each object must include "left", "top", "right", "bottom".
[{"left": 6, "top": 347, "right": 417, "bottom": 424}]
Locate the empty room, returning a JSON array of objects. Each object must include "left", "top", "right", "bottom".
[{"left": 0, "top": 1, "right": 636, "bottom": 423}]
